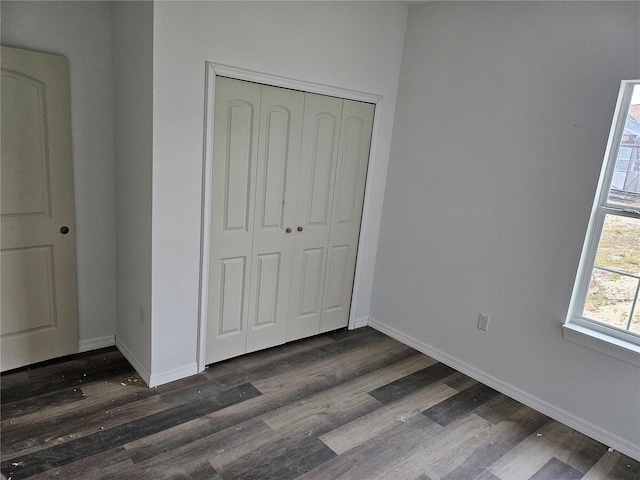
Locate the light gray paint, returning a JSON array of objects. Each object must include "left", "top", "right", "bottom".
[
  {"left": 1, "top": 1, "right": 116, "bottom": 347},
  {"left": 112, "top": 1, "right": 154, "bottom": 373},
  {"left": 372, "top": 1, "right": 640, "bottom": 450}
]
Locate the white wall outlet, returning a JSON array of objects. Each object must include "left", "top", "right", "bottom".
[{"left": 478, "top": 313, "right": 489, "bottom": 331}]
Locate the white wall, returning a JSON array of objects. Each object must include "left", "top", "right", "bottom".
[
  {"left": 150, "top": 1, "right": 408, "bottom": 378},
  {"left": 1, "top": 1, "right": 117, "bottom": 351},
  {"left": 371, "top": 1, "right": 640, "bottom": 458},
  {"left": 112, "top": 1, "right": 154, "bottom": 379}
]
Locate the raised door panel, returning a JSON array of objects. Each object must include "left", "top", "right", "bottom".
[
  {"left": 286, "top": 94, "right": 343, "bottom": 342},
  {"left": 320, "top": 100, "right": 375, "bottom": 333},
  {"left": 1, "top": 72, "right": 50, "bottom": 216},
  {"left": 1, "top": 47, "right": 78, "bottom": 371},
  {"left": 206, "top": 77, "right": 261, "bottom": 364},
  {"left": 246, "top": 85, "right": 304, "bottom": 353}
]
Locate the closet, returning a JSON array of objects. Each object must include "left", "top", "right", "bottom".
[{"left": 205, "top": 77, "right": 374, "bottom": 364}]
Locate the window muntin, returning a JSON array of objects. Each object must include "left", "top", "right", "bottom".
[
  {"left": 582, "top": 214, "right": 640, "bottom": 334},
  {"left": 567, "top": 81, "right": 640, "bottom": 348}
]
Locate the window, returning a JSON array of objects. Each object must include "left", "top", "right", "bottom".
[{"left": 564, "top": 80, "right": 640, "bottom": 365}]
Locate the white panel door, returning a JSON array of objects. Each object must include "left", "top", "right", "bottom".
[
  {"left": 246, "top": 85, "right": 304, "bottom": 353},
  {"left": 1, "top": 46, "right": 78, "bottom": 371},
  {"left": 320, "top": 100, "right": 375, "bottom": 332},
  {"left": 206, "top": 77, "right": 261, "bottom": 363},
  {"left": 286, "top": 93, "right": 343, "bottom": 342}
]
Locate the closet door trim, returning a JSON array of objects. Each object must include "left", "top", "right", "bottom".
[{"left": 198, "top": 63, "right": 380, "bottom": 372}]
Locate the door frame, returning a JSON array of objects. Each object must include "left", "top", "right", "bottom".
[{"left": 198, "top": 63, "right": 382, "bottom": 372}]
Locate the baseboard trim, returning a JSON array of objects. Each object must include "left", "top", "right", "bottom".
[
  {"left": 78, "top": 335, "right": 116, "bottom": 353},
  {"left": 368, "top": 317, "right": 640, "bottom": 462},
  {"left": 350, "top": 316, "right": 370, "bottom": 329},
  {"left": 115, "top": 336, "right": 151, "bottom": 386},
  {"left": 148, "top": 362, "right": 198, "bottom": 388}
]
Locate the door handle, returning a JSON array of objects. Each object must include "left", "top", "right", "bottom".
[
  {"left": 297, "top": 226, "right": 303, "bottom": 232},
  {"left": 60, "top": 226, "right": 70, "bottom": 234},
  {"left": 285, "top": 227, "right": 292, "bottom": 233}
]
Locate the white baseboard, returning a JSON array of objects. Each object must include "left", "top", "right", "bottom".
[
  {"left": 78, "top": 335, "right": 115, "bottom": 353},
  {"left": 115, "top": 336, "right": 198, "bottom": 388},
  {"left": 148, "top": 362, "right": 198, "bottom": 388},
  {"left": 350, "top": 316, "right": 370, "bottom": 329},
  {"left": 115, "top": 335, "right": 151, "bottom": 386},
  {"left": 368, "top": 316, "right": 640, "bottom": 462}
]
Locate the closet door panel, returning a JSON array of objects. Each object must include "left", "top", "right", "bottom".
[
  {"left": 206, "top": 78, "right": 261, "bottom": 364},
  {"left": 320, "top": 100, "right": 375, "bottom": 333},
  {"left": 287, "top": 94, "right": 343, "bottom": 342},
  {"left": 219, "top": 256, "right": 248, "bottom": 334},
  {"left": 246, "top": 85, "right": 304, "bottom": 353}
]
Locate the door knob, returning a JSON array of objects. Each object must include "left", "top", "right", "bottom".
[
  {"left": 297, "top": 226, "right": 303, "bottom": 232},
  {"left": 285, "top": 227, "right": 292, "bottom": 233},
  {"left": 60, "top": 226, "right": 70, "bottom": 234}
]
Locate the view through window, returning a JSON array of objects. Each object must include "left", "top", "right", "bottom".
[{"left": 578, "top": 82, "right": 640, "bottom": 338}]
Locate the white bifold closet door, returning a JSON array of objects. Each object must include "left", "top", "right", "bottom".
[{"left": 206, "top": 77, "right": 374, "bottom": 364}]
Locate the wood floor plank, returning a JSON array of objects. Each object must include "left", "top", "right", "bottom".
[
  {"left": 1, "top": 386, "right": 85, "bottom": 420},
  {"left": 124, "top": 396, "right": 274, "bottom": 464},
  {"left": 528, "top": 457, "right": 583, "bottom": 480},
  {"left": 367, "top": 362, "right": 456, "bottom": 405},
  {"left": 1, "top": 349, "right": 134, "bottom": 404},
  {"left": 22, "top": 447, "right": 134, "bottom": 480},
  {"left": 487, "top": 416, "right": 607, "bottom": 479},
  {"left": 1, "top": 371, "right": 211, "bottom": 458},
  {"left": 215, "top": 429, "right": 336, "bottom": 480},
  {"left": 472, "top": 471, "right": 502, "bottom": 480},
  {"left": 322, "top": 404, "right": 542, "bottom": 480},
  {"left": 422, "top": 382, "right": 500, "bottom": 427},
  {"left": 124, "top": 349, "right": 421, "bottom": 465},
  {"left": 439, "top": 407, "right": 552, "bottom": 479},
  {"left": 320, "top": 381, "right": 458, "bottom": 455},
  {"left": 252, "top": 335, "right": 417, "bottom": 400},
  {"left": 0, "top": 383, "right": 261, "bottom": 479},
  {"left": 296, "top": 414, "right": 444, "bottom": 480},
  {"left": 260, "top": 354, "right": 434, "bottom": 435},
  {"left": 2, "top": 393, "right": 167, "bottom": 458},
  {"left": 2, "top": 328, "right": 638, "bottom": 480},
  {"left": 473, "top": 391, "right": 524, "bottom": 425},
  {"left": 582, "top": 450, "right": 640, "bottom": 480},
  {"left": 442, "top": 371, "right": 478, "bottom": 392},
  {"left": 202, "top": 329, "right": 375, "bottom": 388},
  {"left": 130, "top": 417, "right": 273, "bottom": 474}
]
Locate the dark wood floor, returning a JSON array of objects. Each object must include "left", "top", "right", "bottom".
[{"left": 1, "top": 327, "right": 638, "bottom": 480}]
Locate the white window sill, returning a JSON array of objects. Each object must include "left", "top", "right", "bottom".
[{"left": 563, "top": 323, "right": 640, "bottom": 367}]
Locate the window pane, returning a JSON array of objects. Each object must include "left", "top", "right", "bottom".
[
  {"left": 583, "top": 269, "right": 638, "bottom": 332},
  {"left": 582, "top": 213, "right": 640, "bottom": 333},
  {"left": 594, "top": 214, "right": 640, "bottom": 277},
  {"left": 608, "top": 85, "right": 640, "bottom": 209}
]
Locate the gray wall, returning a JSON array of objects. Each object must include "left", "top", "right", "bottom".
[
  {"left": 1, "top": 1, "right": 117, "bottom": 350},
  {"left": 372, "top": 1, "right": 640, "bottom": 455},
  {"left": 112, "top": 1, "right": 154, "bottom": 376}
]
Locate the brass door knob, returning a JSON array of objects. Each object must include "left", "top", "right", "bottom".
[
  {"left": 297, "top": 226, "right": 303, "bottom": 232},
  {"left": 285, "top": 227, "right": 292, "bottom": 233}
]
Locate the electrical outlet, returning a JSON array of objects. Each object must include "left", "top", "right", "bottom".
[
  {"left": 139, "top": 306, "right": 145, "bottom": 325},
  {"left": 477, "top": 313, "right": 489, "bottom": 331}
]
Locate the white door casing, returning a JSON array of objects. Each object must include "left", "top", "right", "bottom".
[
  {"left": 200, "top": 65, "right": 380, "bottom": 368},
  {"left": 1, "top": 46, "right": 78, "bottom": 371}
]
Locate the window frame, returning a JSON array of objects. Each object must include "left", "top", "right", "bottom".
[{"left": 564, "top": 80, "right": 640, "bottom": 366}]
